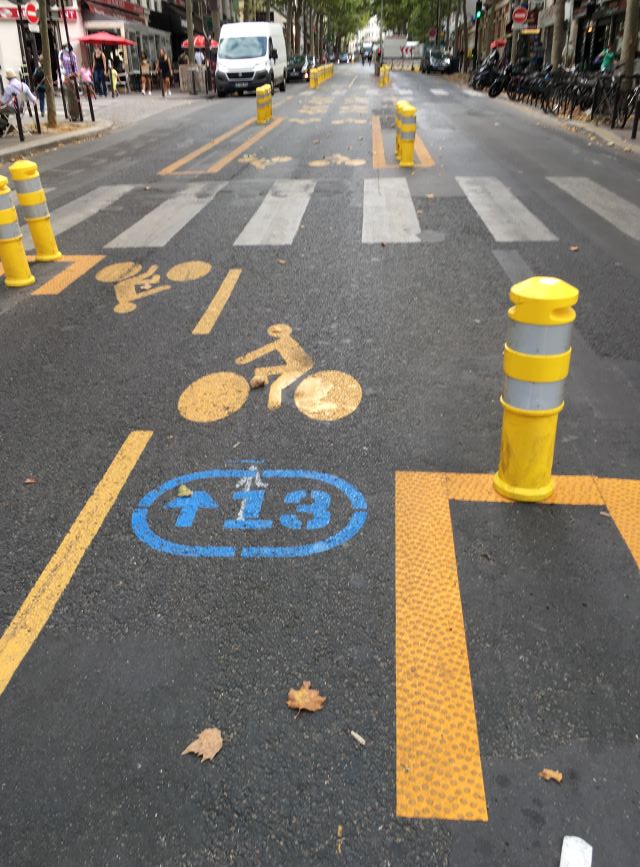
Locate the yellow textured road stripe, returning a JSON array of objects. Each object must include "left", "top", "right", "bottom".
[
  {"left": 192, "top": 268, "right": 241, "bottom": 335},
  {"left": 31, "top": 255, "right": 105, "bottom": 296},
  {"left": 445, "top": 472, "right": 604, "bottom": 506},
  {"left": 596, "top": 477, "right": 640, "bottom": 568},
  {"left": 371, "top": 115, "right": 387, "bottom": 169},
  {"left": 158, "top": 117, "right": 255, "bottom": 176},
  {"left": 396, "top": 472, "right": 487, "bottom": 821},
  {"left": 414, "top": 133, "right": 435, "bottom": 168},
  {"left": 206, "top": 116, "right": 284, "bottom": 174},
  {"left": 0, "top": 430, "right": 152, "bottom": 697}
]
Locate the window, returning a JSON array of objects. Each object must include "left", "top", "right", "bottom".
[{"left": 218, "top": 36, "right": 267, "bottom": 59}]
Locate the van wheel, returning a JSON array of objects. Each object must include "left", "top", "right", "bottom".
[
  {"left": 270, "top": 75, "right": 275, "bottom": 95},
  {"left": 279, "top": 73, "right": 286, "bottom": 92}
]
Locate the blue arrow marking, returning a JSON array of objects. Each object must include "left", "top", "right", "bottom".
[{"left": 165, "top": 490, "right": 219, "bottom": 528}]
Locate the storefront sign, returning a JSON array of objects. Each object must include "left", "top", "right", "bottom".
[{"left": 0, "top": 4, "right": 78, "bottom": 21}]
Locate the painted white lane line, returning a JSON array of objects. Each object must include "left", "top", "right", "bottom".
[
  {"left": 234, "top": 179, "right": 315, "bottom": 246},
  {"left": 106, "top": 183, "right": 226, "bottom": 248},
  {"left": 362, "top": 178, "right": 421, "bottom": 244},
  {"left": 456, "top": 176, "right": 558, "bottom": 242},
  {"left": 397, "top": 88, "right": 414, "bottom": 95},
  {"left": 463, "top": 89, "right": 484, "bottom": 97},
  {"left": 492, "top": 249, "right": 534, "bottom": 284},
  {"left": 23, "top": 185, "right": 135, "bottom": 251},
  {"left": 548, "top": 176, "right": 640, "bottom": 242},
  {"left": 559, "top": 836, "right": 593, "bottom": 867},
  {"left": 430, "top": 88, "right": 449, "bottom": 96}
]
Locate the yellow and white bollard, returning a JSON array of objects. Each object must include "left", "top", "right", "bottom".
[
  {"left": 0, "top": 174, "right": 35, "bottom": 287},
  {"left": 493, "top": 276, "right": 579, "bottom": 502},
  {"left": 397, "top": 101, "right": 416, "bottom": 167},
  {"left": 9, "top": 159, "right": 61, "bottom": 262},
  {"left": 256, "top": 84, "right": 271, "bottom": 124}
]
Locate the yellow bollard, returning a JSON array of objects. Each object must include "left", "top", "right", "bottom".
[
  {"left": 9, "top": 159, "right": 61, "bottom": 262},
  {"left": 398, "top": 101, "right": 416, "bottom": 167},
  {"left": 256, "top": 84, "right": 271, "bottom": 124},
  {"left": 493, "top": 277, "right": 579, "bottom": 502},
  {"left": 395, "top": 100, "right": 408, "bottom": 160},
  {"left": 309, "top": 68, "right": 317, "bottom": 89},
  {"left": 0, "top": 174, "right": 35, "bottom": 287}
]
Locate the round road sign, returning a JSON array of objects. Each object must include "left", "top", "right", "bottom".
[
  {"left": 512, "top": 6, "right": 528, "bottom": 24},
  {"left": 25, "top": 2, "right": 39, "bottom": 23}
]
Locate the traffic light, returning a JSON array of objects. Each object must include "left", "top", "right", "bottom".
[{"left": 475, "top": 0, "right": 483, "bottom": 20}]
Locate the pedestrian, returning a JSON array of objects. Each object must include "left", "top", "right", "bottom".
[
  {"left": 367, "top": 51, "right": 372, "bottom": 66},
  {"left": 80, "top": 64, "right": 95, "bottom": 100},
  {"left": 93, "top": 47, "right": 107, "bottom": 97},
  {"left": 598, "top": 42, "right": 616, "bottom": 74},
  {"left": 195, "top": 48, "right": 204, "bottom": 66},
  {"left": 140, "top": 52, "right": 151, "bottom": 94},
  {"left": 0, "top": 69, "right": 37, "bottom": 135},
  {"left": 156, "top": 48, "right": 172, "bottom": 97},
  {"left": 109, "top": 62, "right": 119, "bottom": 98},
  {"left": 32, "top": 55, "right": 46, "bottom": 114},
  {"left": 58, "top": 43, "right": 78, "bottom": 82}
]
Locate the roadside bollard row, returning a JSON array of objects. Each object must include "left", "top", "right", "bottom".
[
  {"left": 494, "top": 276, "right": 579, "bottom": 502},
  {"left": 395, "top": 100, "right": 416, "bottom": 168},
  {"left": 309, "top": 64, "right": 334, "bottom": 89},
  {"left": 256, "top": 84, "right": 272, "bottom": 125},
  {"left": 379, "top": 64, "right": 391, "bottom": 87},
  {"left": 0, "top": 159, "right": 61, "bottom": 288}
]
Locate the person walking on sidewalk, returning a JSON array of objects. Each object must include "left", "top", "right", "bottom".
[
  {"left": 157, "top": 48, "right": 172, "bottom": 97},
  {"left": 140, "top": 53, "right": 151, "bottom": 94},
  {"left": 93, "top": 47, "right": 107, "bottom": 97},
  {"left": 59, "top": 44, "right": 78, "bottom": 82},
  {"left": 33, "top": 56, "right": 46, "bottom": 114}
]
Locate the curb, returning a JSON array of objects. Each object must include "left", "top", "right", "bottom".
[{"left": 0, "top": 120, "right": 113, "bottom": 162}]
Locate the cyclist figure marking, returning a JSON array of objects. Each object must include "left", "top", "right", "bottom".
[{"left": 235, "top": 324, "right": 313, "bottom": 410}]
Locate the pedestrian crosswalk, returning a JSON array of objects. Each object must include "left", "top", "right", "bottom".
[
  {"left": 35, "top": 175, "right": 638, "bottom": 251},
  {"left": 430, "top": 89, "right": 449, "bottom": 97}
]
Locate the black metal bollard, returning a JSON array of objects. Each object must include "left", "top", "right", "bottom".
[
  {"left": 33, "top": 102, "right": 42, "bottom": 134},
  {"left": 632, "top": 95, "right": 639, "bottom": 140},
  {"left": 87, "top": 86, "right": 95, "bottom": 122},
  {"left": 13, "top": 97, "right": 25, "bottom": 142}
]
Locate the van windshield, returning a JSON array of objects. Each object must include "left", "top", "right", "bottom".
[{"left": 218, "top": 36, "right": 267, "bottom": 59}]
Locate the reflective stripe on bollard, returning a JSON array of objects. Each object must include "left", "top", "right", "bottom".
[
  {"left": 493, "top": 276, "right": 579, "bottom": 502},
  {"left": 9, "top": 159, "right": 61, "bottom": 262}
]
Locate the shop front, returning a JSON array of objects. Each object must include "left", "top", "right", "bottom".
[
  {"left": 572, "top": 0, "right": 627, "bottom": 69},
  {"left": 0, "top": 1, "right": 84, "bottom": 82}
]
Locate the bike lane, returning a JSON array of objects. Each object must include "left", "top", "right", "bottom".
[{"left": 1, "top": 65, "right": 640, "bottom": 865}]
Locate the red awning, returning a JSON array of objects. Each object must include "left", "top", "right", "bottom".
[
  {"left": 79, "top": 30, "right": 135, "bottom": 45},
  {"left": 82, "top": 1, "right": 145, "bottom": 23},
  {"left": 180, "top": 35, "right": 218, "bottom": 50}
]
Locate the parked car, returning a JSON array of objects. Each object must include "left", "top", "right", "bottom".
[
  {"left": 287, "top": 53, "right": 312, "bottom": 80},
  {"left": 421, "top": 48, "right": 448, "bottom": 74},
  {"left": 339, "top": 52, "right": 349, "bottom": 64},
  {"left": 216, "top": 21, "right": 287, "bottom": 97}
]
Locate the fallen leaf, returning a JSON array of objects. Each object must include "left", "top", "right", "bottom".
[
  {"left": 350, "top": 730, "right": 366, "bottom": 746},
  {"left": 416, "top": 208, "right": 423, "bottom": 215},
  {"left": 23, "top": 477, "right": 37, "bottom": 484},
  {"left": 287, "top": 680, "right": 326, "bottom": 713},
  {"left": 624, "top": 146, "right": 632, "bottom": 152},
  {"left": 181, "top": 727, "right": 223, "bottom": 763},
  {"left": 250, "top": 375, "right": 267, "bottom": 389},
  {"left": 569, "top": 245, "right": 580, "bottom": 252},
  {"left": 538, "top": 768, "right": 563, "bottom": 783},
  {"left": 380, "top": 241, "right": 386, "bottom": 247},
  {"left": 144, "top": 185, "right": 151, "bottom": 190},
  {"left": 336, "top": 824, "right": 344, "bottom": 855},
  {"left": 426, "top": 193, "right": 435, "bottom": 199},
  {"left": 276, "top": 258, "right": 287, "bottom": 265},
  {"left": 599, "top": 510, "right": 611, "bottom": 518},
  {"left": 177, "top": 484, "right": 193, "bottom": 498},
  {"left": 607, "top": 141, "right": 614, "bottom": 147}
]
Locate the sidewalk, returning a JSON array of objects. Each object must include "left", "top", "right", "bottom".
[{"left": 0, "top": 89, "right": 203, "bottom": 163}]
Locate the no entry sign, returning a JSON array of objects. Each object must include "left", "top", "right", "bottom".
[
  {"left": 512, "top": 6, "right": 528, "bottom": 24},
  {"left": 25, "top": 2, "right": 38, "bottom": 22}
]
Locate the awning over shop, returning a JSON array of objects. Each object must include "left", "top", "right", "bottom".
[{"left": 82, "top": 0, "right": 145, "bottom": 23}]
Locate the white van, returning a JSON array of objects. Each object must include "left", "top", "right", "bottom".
[{"left": 216, "top": 22, "right": 287, "bottom": 97}]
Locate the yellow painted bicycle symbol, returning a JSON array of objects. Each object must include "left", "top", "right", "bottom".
[{"left": 178, "top": 324, "right": 362, "bottom": 423}]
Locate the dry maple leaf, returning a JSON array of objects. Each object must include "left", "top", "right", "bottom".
[
  {"left": 181, "top": 727, "right": 223, "bottom": 763},
  {"left": 23, "top": 477, "right": 37, "bottom": 484},
  {"left": 177, "top": 484, "right": 193, "bottom": 498},
  {"left": 569, "top": 245, "right": 580, "bottom": 252},
  {"left": 287, "top": 680, "right": 326, "bottom": 713},
  {"left": 538, "top": 768, "right": 563, "bottom": 783},
  {"left": 276, "top": 258, "right": 287, "bottom": 265}
]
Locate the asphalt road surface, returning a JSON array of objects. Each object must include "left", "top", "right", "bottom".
[{"left": 0, "top": 64, "right": 639, "bottom": 866}]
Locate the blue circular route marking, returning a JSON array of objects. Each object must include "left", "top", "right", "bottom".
[{"left": 132, "top": 468, "right": 368, "bottom": 558}]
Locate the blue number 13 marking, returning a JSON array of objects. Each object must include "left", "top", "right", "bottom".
[
  {"left": 224, "top": 490, "right": 273, "bottom": 530},
  {"left": 280, "top": 489, "right": 332, "bottom": 530}
]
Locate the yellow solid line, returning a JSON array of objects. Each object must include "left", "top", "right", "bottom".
[
  {"left": 396, "top": 471, "right": 487, "bottom": 821},
  {"left": 206, "top": 116, "right": 284, "bottom": 174},
  {"left": 31, "top": 254, "right": 105, "bottom": 296},
  {"left": 414, "top": 133, "right": 435, "bottom": 168},
  {"left": 158, "top": 116, "right": 255, "bottom": 176},
  {"left": 192, "top": 268, "right": 241, "bottom": 335},
  {"left": 0, "top": 430, "right": 153, "bottom": 697},
  {"left": 371, "top": 115, "right": 387, "bottom": 169}
]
